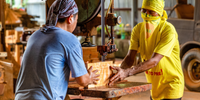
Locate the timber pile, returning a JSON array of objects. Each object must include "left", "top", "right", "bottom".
[
  {"left": 4, "top": 5, "right": 21, "bottom": 25},
  {"left": 5, "top": 3, "right": 39, "bottom": 29},
  {"left": 14, "top": 10, "right": 39, "bottom": 28},
  {"left": 5, "top": 30, "right": 22, "bottom": 79},
  {"left": 4, "top": 4, "right": 21, "bottom": 30}
]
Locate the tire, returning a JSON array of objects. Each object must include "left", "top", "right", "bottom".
[{"left": 182, "top": 48, "right": 200, "bottom": 92}]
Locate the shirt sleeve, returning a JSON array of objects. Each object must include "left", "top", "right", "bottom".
[
  {"left": 67, "top": 44, "right": 88, "bottom": 78},
  {"left": 129, "top": 23, "right": 141, "bottom": 51},
  {"left": 154, "top": 24, "right": 177, "bottom": 57}
]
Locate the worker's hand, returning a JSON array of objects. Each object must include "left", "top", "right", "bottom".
[
  {"left": 109, "top": 66, "right": 129, "bottom": 85},
  {"left": 88, "top": 66, "right": 100, "bottom": 84}
]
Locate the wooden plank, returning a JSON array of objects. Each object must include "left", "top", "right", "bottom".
[
  {"left": 14, "top": 31, "right": 22, "bottom": 43},
  {"left": 5, "top": 30, "right": 22, "bottom": 44},
  {"left": 67, "top": 81, "right": 152, "bottom": 99},
  {"left": 15, "top": 45, "right": 21, "bottom": 65},
  {"left": 0, "top": 0, "right": 6, "bottom": 51},
  {"left": 0, "top": 52, "right": 7, "bottom": 58},
  {"left": 82, "top": 47, "right": 100, "bottom": 63},
  {"left": 5, "top": 46, "right": 20, "bottom": 79},
  {"left": 0, "top": 65, "right": 4, "bottom": 83},
  {"left": 0, "top": 60, "right": 14, "bottom": 99},
  {"left": 87, "top": 61, "right": 113, "bottom": 88}
]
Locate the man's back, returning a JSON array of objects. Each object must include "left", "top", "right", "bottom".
[{"left": 15, "top": 27, "right": 87, "bottom": 100}]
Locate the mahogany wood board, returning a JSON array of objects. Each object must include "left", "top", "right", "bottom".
[
  {"left": 67, "top": 81, "right": 152, "bottom": 98},
  {"left": 87, "top": 61, "right": 113, "bottom": 88}
]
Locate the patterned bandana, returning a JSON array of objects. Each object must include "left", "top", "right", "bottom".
[
  {"left": 141, "top": 12, "right": 161, "bottom": 39},
  {"left": 41, "top": 0, "right": 78, "bottom": 32},
  {"left": 141, "top": 0, "right": 168, "bottom": 39}
]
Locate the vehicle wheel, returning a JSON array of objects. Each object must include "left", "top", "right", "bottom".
[{"left": 182, "top": 48, "right": 200, "bottom": 92}]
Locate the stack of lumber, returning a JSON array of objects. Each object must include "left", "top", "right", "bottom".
[
  {"left": 5, "top": 30, "right": 22, "bottom": 79},
  {"left": 4, "top": 4, "right": 21, "bottom": 30},
  {"left": 5, "top": 3, "right": 39, "bottom": 29},
  {"left": 4, "top": 5, "right": 21, "bottom": 25},
  {"left": 5, "top": 30, "right": 22, "bottom": 44}
]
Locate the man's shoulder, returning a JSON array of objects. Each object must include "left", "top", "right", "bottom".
[
  {"left": 132, "top": 22, "right": 144, "bottom": 31},
  {"left": 161, "top": 20, "right": 176, "bottom": 29},
  {"left": 136, "top": 22, "right": 144, "bottom": 27},
  {"left": 160, "top": 20, "right": 177, "bottom": 33}
]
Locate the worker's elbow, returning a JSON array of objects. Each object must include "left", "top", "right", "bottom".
[
  {"left": 75, "top": 74, "right": 90, "bottom": 86},
  {"left": 77, "top": 80, "right": 89, "bottom": 86},
  {"left": 148, "top": 59, "right": 159, "bottom": 68}
]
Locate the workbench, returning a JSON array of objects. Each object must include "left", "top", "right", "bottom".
[{"left": 67, "top": 81, "right": 152, "bottom": 100}]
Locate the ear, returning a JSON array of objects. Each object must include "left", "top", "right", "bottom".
[{"left": 67, "top": 15, "right": 74, "bottom": 24}]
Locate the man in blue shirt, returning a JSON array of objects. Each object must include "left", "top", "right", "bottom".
[{"left": 15, "top": 0, "right": 99, "bottom": 100}]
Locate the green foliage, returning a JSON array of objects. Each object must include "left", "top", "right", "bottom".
[
  {"left": 6, "top": 0, "right": 15, "bottom": 6},
  {"left": 97, "top": 25, "right": 110, "bottom": 35},
  {"left": 97, "top": 23, "right": 131, "bottom": 38},
  {"left": 114, "top": 23, "right": 125, "bottom": 35}
]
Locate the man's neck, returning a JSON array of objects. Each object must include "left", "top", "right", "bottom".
[{"left": 56, "top": 22, "right": 69, "bottom": 32}]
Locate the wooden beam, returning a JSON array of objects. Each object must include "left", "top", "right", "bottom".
[
  {"left": 105, "top": 8, "right": 131, "bottom": 11},
  {"left": 0, "top": 0, "right": 6, "bottom": 51}
]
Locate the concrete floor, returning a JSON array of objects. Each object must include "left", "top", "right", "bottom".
[{"left": 69, "top": 58, "right": 200, "bottom": 100}]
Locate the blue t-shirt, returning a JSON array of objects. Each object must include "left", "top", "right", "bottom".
[{"left": 15, "top": 27, "right": 88, "bottom": 100}]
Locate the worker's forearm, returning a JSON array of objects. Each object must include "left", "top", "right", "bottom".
[
  {"left": 69, "top": 77, "right": 75, "bottom": 82},
  {"left": 120, "top": 55, "right": 135, "bottom": 69},
  {"left": 127, "top": 59, "right": 157, "bottom": 76}
]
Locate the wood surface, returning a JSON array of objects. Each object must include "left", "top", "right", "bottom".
[
  {"left": 82, "top": 47, "right": 100, "bottom": 63},
  {"left": 87, "top": 61, "right": 113, "bottom": 88},
  {"left": 5, "top": 30, "right": 23, "bottom": 78},
  {"left": 5, "top": 6, "right": 21, "bottom": 25},
  {"left": 5, "top": 30, "right": 22, "bottom": 44},
  {"left": 67, "top": 81, "right": 152, "bottom": 99},
  {"left": 175, "top": 4, "right": 194, "bottom": 19},
  {"left": 0, "top": 60, "right": 14, "bottom": 99}
]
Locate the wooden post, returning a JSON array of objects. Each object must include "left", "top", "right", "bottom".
[
  {"left": 0, "top": 0, "right": 6, "bottom": 51},
  {"left": 0, "top": 60, "right": 14, "bottom": 99}
]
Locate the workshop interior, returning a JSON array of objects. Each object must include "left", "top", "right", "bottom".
[{"left": 0, "top": 0, "right": 200, "bottom": 100}]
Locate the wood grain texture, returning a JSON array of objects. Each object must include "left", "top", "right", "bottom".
[
  {"left": 67, "top": 81, "right": 152, "bottom": 98},
  {"left": 87, "top": 61, "right": 113, "bottom": 88},
  {"left": 0, "top": 60, "right": 14, "bottom": 99},
  {"left": 82, "top": 47, "right": 100, "bottom": 63}
]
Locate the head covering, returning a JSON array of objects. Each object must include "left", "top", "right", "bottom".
[
  {"left": 142, "top": 0, "right": 168, "bottom": 20},
  {"left": 41, "top": 0, "right": 78, "bottom": 32}
]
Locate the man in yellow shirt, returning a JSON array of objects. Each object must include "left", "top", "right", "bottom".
[{"left": 109, "top": 0, "right": 184, "bottom": 100}]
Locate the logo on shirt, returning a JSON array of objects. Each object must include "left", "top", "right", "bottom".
[{"left": 145, "top": 69, "right": 163, "bottom": 76}]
